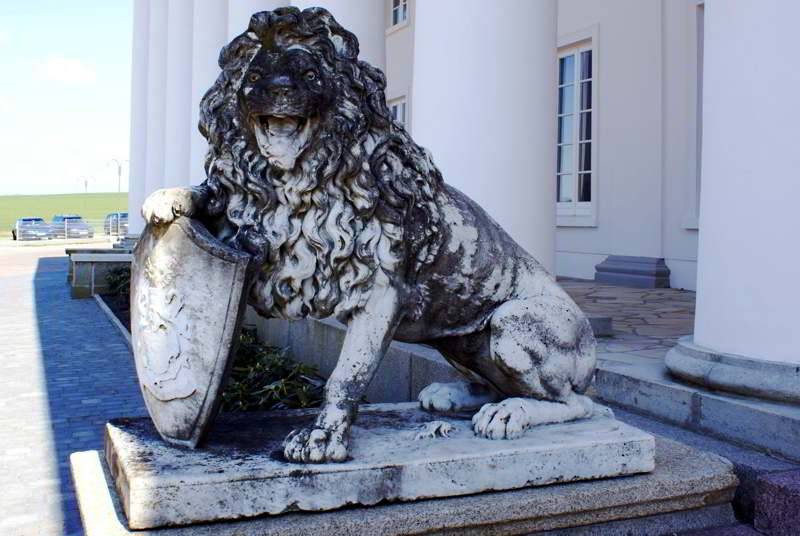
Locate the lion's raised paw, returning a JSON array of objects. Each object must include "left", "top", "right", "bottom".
[{"left": 141, "top": 188, "right": 195, "bottom": 226}]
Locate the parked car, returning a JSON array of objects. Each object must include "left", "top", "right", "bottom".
[
  {"left": 50, "top": 214, "right": 94, "bottom": 239},
  {"left": 104, "top": 212, "right": 129, "bottom": 236},
  {"left": 11, "top": 217, "right": 51, "bottom": 241}
]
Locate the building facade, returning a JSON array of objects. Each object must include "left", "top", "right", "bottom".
[{"left": 127, "top": 1, "right": 800, "bottom": 404}]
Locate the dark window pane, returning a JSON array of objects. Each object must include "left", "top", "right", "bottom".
[
  {"left": 393, "top": 0, "right": 400, "bottom": 7},
  {"left": 559, "top": 85, "right": 574, "bottom": 114},
  {"left": 579, "top": 112, "right": 592, "bottom": 141},
  {"left": 559, "top": 115, "right": 573, "bottom": 144},
  {"left": 558, "top": 145, "right": 573, "bottom": 173},
  {"left": 559, "top": 55, "right": 575, "bottom": 85},
  {"left": 558, "top": 175, "right": 573, "bottom": 202},
  {"left": 580, "top": 81, "right": 592, "bottom": 110},
  {"left": 393, "top": 9, "right": 399, "bottom": 25},
  {"left": 579, "top": 142, "right": 591, "bottom": 171},
  {"left": 578, "top": 173, "right": 592, "bottom": 202},
  {"left": 581, "top": 50, "right": 592, "bottom": 80}
]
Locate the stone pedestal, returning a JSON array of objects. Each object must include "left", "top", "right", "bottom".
[
  {"left": 71, "top": 433, "right": 738, "bottom": 535},
  {"left": 101, "top": 402, "right": 655, "bottom": 530}
]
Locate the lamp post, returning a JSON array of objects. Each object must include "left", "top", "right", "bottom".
[{"left": 108, "top": 158, "right": 128, "bottom": 193}]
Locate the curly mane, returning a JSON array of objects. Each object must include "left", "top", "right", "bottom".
[{"left": 198, "top": 7, "right": 444, "bottom": 321}]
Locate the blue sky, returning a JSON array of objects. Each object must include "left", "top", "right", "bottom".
[{"left": 0, "top": 0, "right": 132, "bottom": 195}]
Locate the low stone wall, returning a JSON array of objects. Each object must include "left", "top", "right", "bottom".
[
  {"left": 69, "top": 253, "right": 132, "bottom": 299},
  {"left": 250, "top": 312, "right": 461, "bottom": 404}
]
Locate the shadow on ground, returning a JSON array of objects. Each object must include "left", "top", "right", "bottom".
[{"left": 33, "top": 256, "right": 146, "bottom": 535}]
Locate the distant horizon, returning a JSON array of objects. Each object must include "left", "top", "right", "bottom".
[
  {"left": 0, "top": 191, "right": 130, "bottom": 198},
  {"left": 0, "top": 0, "right": 133, "bottom": 196}
]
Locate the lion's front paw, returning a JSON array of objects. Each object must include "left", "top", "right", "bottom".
[
  {"left": 283, "top": 424, "right": 349, "bottom": 463},
  {"left": 472, "top": 398, "right": 532, "bottom": 440},
  {"left": 141, "top": 188, "right": 195, "bottom": 226}
]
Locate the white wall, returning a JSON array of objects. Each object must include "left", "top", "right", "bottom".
[
  {"left": 384, "top": 0, "right": 415, "bottom": 128},
  {"left": 555, "top": 0, "right": 700, "bottom": 289}
]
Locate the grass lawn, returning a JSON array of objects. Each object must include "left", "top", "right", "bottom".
[{"left": 0, "top": 192, "right": 128, "bottom": 236}]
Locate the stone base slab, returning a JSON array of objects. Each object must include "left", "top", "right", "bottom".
[
  {"left": 72, "top": 435, "right": 738, "bottom": 535},
  {"left": 104, "top": 402, "right": 655, "bottom": 529}
]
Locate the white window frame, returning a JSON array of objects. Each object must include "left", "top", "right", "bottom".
[
  {"left": 557, "top": 43, "right": 596, "bottom": 227},
  {"left": 389, "top": 0, "right": 409, "bottom": 30},
  {"left": 389, "top": 96, "right": 407, "bottom": 126}
]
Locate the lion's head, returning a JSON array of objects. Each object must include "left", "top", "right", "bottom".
[{"left": 198, "top": 7, "right": 443, "bottom": 321}]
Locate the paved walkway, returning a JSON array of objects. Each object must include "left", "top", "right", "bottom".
[
  {"left": 0, "top": 245, "right": 146, "bottom": 536},
  {"left": 561, "top": 278, "right": 696, "bottom": 361}
]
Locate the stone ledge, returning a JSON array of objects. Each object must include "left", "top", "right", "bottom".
[
  {"left": 595, "top": 355, "right": 800, "bottom": 462},
  {"left": 72, "top": 434, "right": 737, "bottom": 535},
  {"left": 103, "top": 403, "right": 655, "bottom": 529}
]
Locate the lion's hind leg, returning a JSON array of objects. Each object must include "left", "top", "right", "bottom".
[{"left": 472, "top": 294, "right": 597, "bottom": 439}]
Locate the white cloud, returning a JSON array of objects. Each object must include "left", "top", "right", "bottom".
[{"left": 36, "top": 56, "right": 97, "bottom": 86}]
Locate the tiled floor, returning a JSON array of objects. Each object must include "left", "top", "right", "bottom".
[{"left": 561, "top": 278, "right": 696, "bottom": 360}]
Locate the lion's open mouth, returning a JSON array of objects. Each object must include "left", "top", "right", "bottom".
[{"left": 252, "top": 114, "right": 314, "bottom": 170}]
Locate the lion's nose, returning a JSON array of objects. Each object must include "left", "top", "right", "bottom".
[
  {"left": 268, "top": 75, "right": 294, "bottom": 99},
  {"left": 270, "top": 86, "right": 292, "bottom": 99}
]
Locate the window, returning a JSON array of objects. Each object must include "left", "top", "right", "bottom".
[
  {"left": 557, "top": 45, "right": 595, "bottom": 222},
  {"left": 391, "top": 0, "right": 408, "bottom": 27},
  {"left": 389, "top": 97, "right": 407, "bottom": 126}
]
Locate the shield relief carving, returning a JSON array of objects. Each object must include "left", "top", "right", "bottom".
[{"left": 131, "top": 217, "right": 252, "bottom": 448}]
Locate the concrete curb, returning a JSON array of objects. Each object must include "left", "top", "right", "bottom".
[{"left": 93, "top": 294, "right": 132, "bottom": 350}]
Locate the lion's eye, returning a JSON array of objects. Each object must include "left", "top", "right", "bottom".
[
  {"left": 248, "top": 73, "right": 260, "bottom": 83},
  {"left": 305, "top": 71, "right": 317, "bottom": 82}
]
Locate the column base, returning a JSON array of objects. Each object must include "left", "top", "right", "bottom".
[{"left": 665, "top": 336, "right": 800, "bottom": 404}]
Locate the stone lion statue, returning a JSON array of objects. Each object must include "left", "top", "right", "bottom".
[{"left": 142, "top": 7, "right": 596, "bottom": 463}]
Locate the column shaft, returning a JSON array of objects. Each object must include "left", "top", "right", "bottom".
[
  {"left": 163, "top": 0, "right": 194, "bottom": 188},
  {"left": 411, "top": 0, "right": 557, "bottom": 271},
  {"left": 190, "top": 0, "right": 229, "bottom": 185},
  {"left": 694, "top": 0, "right": 800, "bottom": 364},
  {"left": 143, "top": 0, "right": 168, "bottom": 199},
  {"left": 128, "top": 0, "right": 150, "bottom": 235}
]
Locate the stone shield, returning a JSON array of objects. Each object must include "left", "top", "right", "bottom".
[{"left": 131, "top": 217, "right": 252, "bottom": 448}]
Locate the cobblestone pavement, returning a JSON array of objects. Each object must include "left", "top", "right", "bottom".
[
  {"left": 0, "top": 245, "right": 146, "bottom": 536},
  {"left": 561, "top": 278, "right": 696, "bottom": 360}
]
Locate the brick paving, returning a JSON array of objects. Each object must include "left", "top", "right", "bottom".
[{"left": 0, "top": 244, "right": 146, "bottom": 536}]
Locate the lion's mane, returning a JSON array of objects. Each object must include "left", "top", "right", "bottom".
[{"left": 198, "top": 7, "right": 444, "bottom": 321}]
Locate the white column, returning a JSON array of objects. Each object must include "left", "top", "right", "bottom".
[
  {"left": 190, "top": 0, "right": 229, "bottom": 185},
  {"left": 163, "top": 0, "right": 194, "bottom": 188},
  {"left": 291, "top": 0, "right": 385, "bottom": 71},
  {"left": 128, "top": 0, "right": 150, "bottom": 235},
  {"left": 695, "top": 0, "right": 800, "bottom": 363},
  {"left": 143, "top": 0, "right": 168, "bottom": 199},
  {"left": 228, "top": 0, "right": 288, "bottom": 39},
  {"left": 411, "top": 0, "right": 557, "bottom": 272},
  {"left": 666, "top": 0, "right": 800, "bottom": 402}
]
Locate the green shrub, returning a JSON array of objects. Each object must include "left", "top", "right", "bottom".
[
  {"left": 222, "top": 329, "right": 324, "bottom": 412},
  {"left": 105, "top": 266, "right": 131, "bottom": 296}
]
